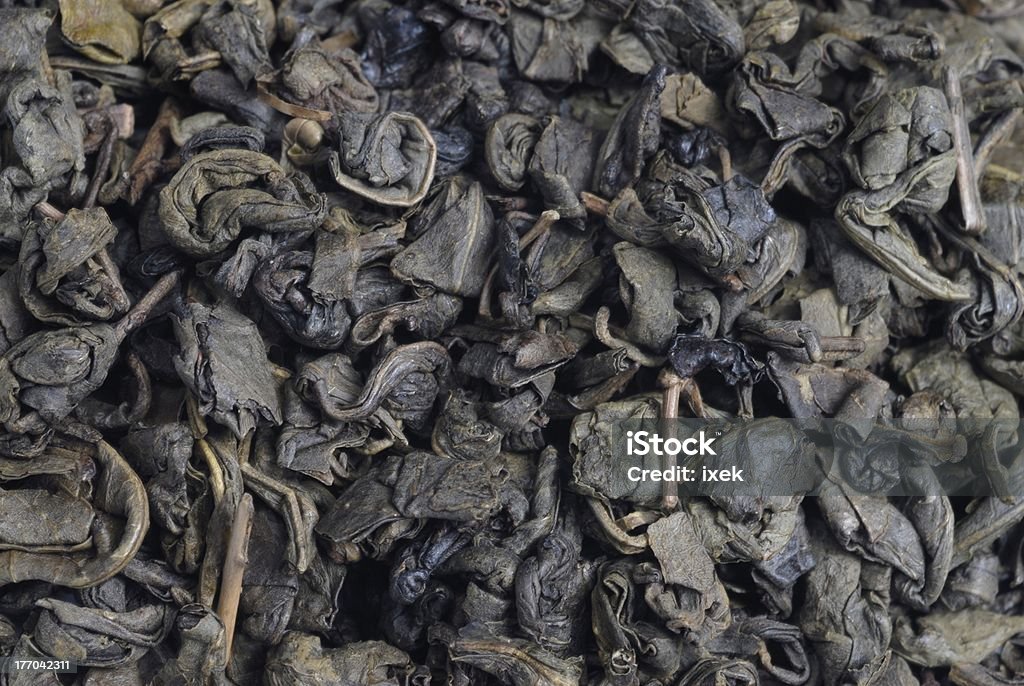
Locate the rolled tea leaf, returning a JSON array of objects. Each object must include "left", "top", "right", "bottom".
[
  {"left": 328, "top": 111, "right": 437, "bottom": 207},
  {"left": 159, "top": 148, "right": 326, "bottom": 257}
]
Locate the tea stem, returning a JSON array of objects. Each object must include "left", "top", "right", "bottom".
[
  {"left": 716, "top": 145, "right": 733, "bottom": 181},
  {"left": 126, "top": 97, "right": 182, "bottom": 205},
  {"left": 177, "top": 50, "right": 221, "bottom": 74},
  {"left": 522, "top": 209, "right": 560, "bottom": 245},
  {"left": 121, "top": 352, "right": 152, "bottom": 425},
  {"left": 581, "top": 192, "right": 610, "bottom": 216},
  {"left": 719, "top": 273, "right": 744, "bottom": 292},
  {"left": 106, "top": 103, "right": 135, "bottom": 140},
  {"left": 34, "top": 202, "right": 65, "bottom": 221},
  {"left": 197, "top": 439, "right": 226, "bottom": 503},
  {"left": 973, "top": 108, "right": 1020, "bottom": 178},
  {"left": 114, "top": 270, "right": 183, "bottom": 340},
  {"left": 658, "top": 369, "right": 685, "bottom": 510},
  {"left": 83, "top": 116, "right": 118, "bottom": 209},
  {"left": 817, "top": 336, "right": 867, "bottom": 361},
  {"left": 320, "top": 29, "right": 359, "bottom": 52},
  {"left": 593, "top": 306, "right": 667, "bottom": 367},
  {"left": 942, "top": 66, "right": 986, "bottom": 235},
  {"left": 682, "top": 378, "right": 707, "bottom": 418},
  {"left": 217, "top": 492, "right": 253, "bottom": 662},
  {"left": 94, "top": 248, "right": 131, "bottom": 313}
]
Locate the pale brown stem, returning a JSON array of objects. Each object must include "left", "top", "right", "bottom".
[
  {"left": 592, "top": 307, "right": 667, "bottom": 368},
  {"left": 177, "top": 50, "right": 221, "bottom": 73},
  {"left": 943, "top": 66, "right": 986, "bottom": 235},
  {"left": 238, "top": 430, "right": 254, "bottom": 467},
  {"left": 477, "top": 271, "right": 497, "bottom": 320},
  {"left": 126, "top": 97, "right": 182, "bottom": 205},
  {"left": 217, "top": 492, "right": 254, "bottom": 662},
  {"left": 581, "top": 192, "right": 610, "bottom": 216},
  {"left": 658, "top": 369, "right": 685, "bottom": 510},
  {"left": 186, "top": 392, "right": 209, "bottom": 439},
  {"left": 719, "top": 273, "right": 744, "bottom": 292},
  {"left": 680, "top": 378, "right": 707, "bottom": 419},
  {"left": 717, "top": 145, "right": 733, "bottom": 181},
  {"left": 94, "top": 248, "right": 131, "bottom": 312},
  {"left": 358, "top": 437, "right": 395, "bottom": 455},
  {"left": 320, "top": 29, "right": 359, "bottom": 52},
  {"left": 196, "top": 439, "right": 226, "bottom": 503},
  {"left": 34, "top": 201, "right": 66, "bottom": 221},
  {"left": 817, "top": 336, "right": 867, "bottom": 361},
  {"left": 83, "top": 117, "right": 118, "bottom": 209},
  {"left": 270, "top": 364, "right": 294, "bottom": 382},
  {"left": 107, "top": 103, "right": 135, "bottom": 140},
  {"left": 520, "top": 209, "right": 560, "bottom": 245}
]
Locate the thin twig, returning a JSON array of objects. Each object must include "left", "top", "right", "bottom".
[
  {"left": 217, "top": 493, "right": 254, "bottom": 662},
  {"left": 83, "top": 116, "right": 118, "bottom": 209},
  {"left": 719, "top": 273, "right": 744, "bottom": 292},
  {"left": 126, "top": 97, "right": 182, "bottom": 205},
  {"left": 34, "top": 201, "right": 66, "bottom": 221},
  {"left": 658, "top": 369, "right": 686, "bottom": 510},
  {"left": 520, "top": 209, "right": 560, "bottom": 246},
  {"left": 320, "top": 29, "right": 359, "bottom": 52},
  {"left": 942, "top": 66, "right": 986, "bottom": 235},
  {"left": 679, "top": 377, "right": 707, "bottom": 419},
  {"left": 94, "top": 248, "right": 131, "bottom": 313},
  {"left": 593, "top": 306, "right": 666, "bottom": 368},
  {"left": 817, "top": 336, "right": 867, "bottom": 362},
  {"left": 106, "top": 103, "right": 135, "bottom": 140},
  {"left": 176, "top": 50, "right": 221, "bottom": 74},
  {"left": 717, "top": 145, "right": 733, "bottom": 181},
  {"left": 581, "top": 192, "right": 610, "bottom": 216},
  {"left": 113, "top": 270, "right": 182, "bottom": 340},
  {"left": 973, "top": 109, "right": 1020, "bottom": 178},
  {"left": 196, "top": 439, "right": 226, "bottom": 503}
]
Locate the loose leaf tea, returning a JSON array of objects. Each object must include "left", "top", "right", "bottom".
[{"left": 6, "top": 1, "right": 1024, "bottom": 685}]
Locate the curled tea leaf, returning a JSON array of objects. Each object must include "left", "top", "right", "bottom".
[
  {"left": 328, "top": 111, "right": 437, "bottom": 207},
  {"left": 59, "top": 0, "right": 142, "bottom": 64},
  {"left": 172, "top": 302, "right": 284, "bottom": 437},
  {"left": 391, "top": 176, "right": 496, "bottom": 296},
  {"left": 486, "top": 114, "right": 542, "bottom": 192},
  {"left": 159, "top": 149, "right": 326, "bottom": 257},
  {"left": 252, "top": 250, "right": 351, "bottom": 350}
]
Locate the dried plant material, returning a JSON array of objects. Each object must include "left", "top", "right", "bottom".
[
  {"left": 172, "top": 302, "right": 283, "bottom": 438},
  {"left": 2, "top": 1, "right": 1024, "bottom": 683},
  {"left": 59, "top": 0, "right": 142, "bottom": 65},
  {"left": 328, "top": 112, "right": 436, "bottom": 207},
  {"left": 159, "top": 148, "right": 325, "bottom": 257}
]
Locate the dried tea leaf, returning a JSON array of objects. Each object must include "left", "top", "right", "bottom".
[
  {"left": 391, "top": 177, "right": 496, "bottom": 296},
  {"left": 328, "top": 111, "right": 437, "bottom": 207},
  {"left": 59, "top": 0, "right": 142, "bottom": 64},
  {"left": 159, "top": 149, "right": 325, "bottom": 257},
  {"left": 172, "top": 302, "right": 283, "bottom": 437}
]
